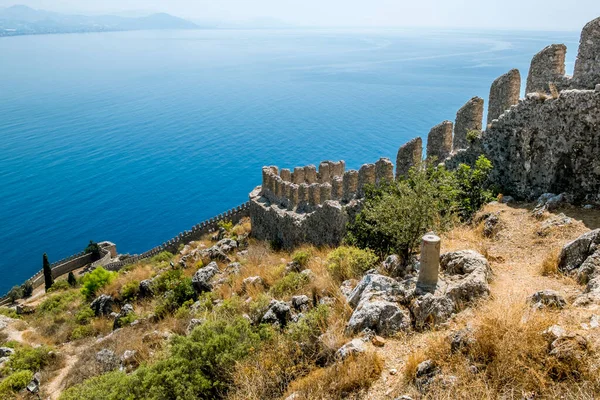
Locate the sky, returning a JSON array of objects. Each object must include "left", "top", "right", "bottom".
[{"left": 1, "top": 0, "right": 599, "bottom": 30}]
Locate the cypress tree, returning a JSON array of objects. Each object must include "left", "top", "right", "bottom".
[
  {"left": 67, "top": 271, "right": 77, "bottom": 287},
  {"left": 43, "top": 253, "right": 54, "bottom": 292}
]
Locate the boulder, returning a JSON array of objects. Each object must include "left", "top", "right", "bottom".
[
  {"left": 335, "top": 338, "right": 366, "bottom": 360},
  {"left": 558, "top": 229, "right": 600, "bottom": 274},
  {"left": 576, "top": 250, "right": 600, "bottom": 284},
  {"left": 120, "top": 350, "right": 138, "bottom": 372},
  {"left": 347, "top": 274, "right": 410, "bottom": 308},
  {"left": 26, "top": 372, "right": 41, "bottom": 394},
  {"left": 216, "top": 238, "right": 238, "bottom": 253},
  {"left": 226, "top": 262, "right": 242, "bottom": 275},
  {"left": 528, "top": 290, "right": 567, "bottom": 309},
  {"left": 242, "top": 276, "right": 265, "bottom": 292},
  {"left": 291, "top": 295, "right": 310, "bottom": 312},
  {"left": 346, "top": 299, "right": 411, "bottom": 336},
  {"left": 549, "top": 333, "right": 588, "bottom": 361},
  {"left": 415, "top": 359, "right": 439, "bottom": 391},
  {"left": 96, "top": 349, "right": 120, "bottom": 372},
  {"left": 483, "top": 213, "right": 501, "bottom": 238},
  {"left": 113, "top": 304, "right": 134, "bottom": 330},
  {"left": 539, "top": 213, "right": 573, "bottom": 233},
  {"left": 261, "top": 300, "right": 292, "bottom": 328},
  {"left": 448, "top": 328, "right": 475, "bottom": 354},
  {"left": 542, "top": 325, "right": 567, "bottom": 343},
  {"left": 90, "top": 294, "right": 114, "bottom": 317},
  {"left": 440, "top": 250, "right": 492, "bottom": 306},
  {"left": 192, "top": 262, "right": 220, "bottom": 293},
  {"left": 340, "top": 279, "right": 358, "bottom": 298},
  {"left": 0, "top": 347, "right": 14, "bottom": 357},
  {"left": 139, "top": 279, "right": 154, "bottom": 298},
  {"left": 411, "top": 293, "right": 455, "bottom": 331}
]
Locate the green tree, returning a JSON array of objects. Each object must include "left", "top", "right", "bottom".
[
  {"left": 454, "top": 155, "right": 496, "bottom": 220},
  {"left": 67, "top": 272, "right": 77, "bottom": 287},
  {"left": 21, "top": 281, "right": 33, "bottom": 298},
  {"left": 85, "top": 240, "right": 101, "bottom": 259},
  {"left": 7, "top": 286, "right": 23, "bottom": 303},
  {"left": 43, "top": 253, "right": 54, "bottom": 292}
]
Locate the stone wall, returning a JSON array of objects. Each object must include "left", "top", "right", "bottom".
[
  {"left": 526, "top": 44, "right": 567, "bottom": 94},
  {"left": 487, "top": 69, "right": 521, "bottom": 125},
  {"left": 426, "top": 121, "right": 453, "bottom": 161},
  {"left": 572, "top": 17, "right": 600, "bottom": 90},
  {"left": 453, "top": 97, "right": 484, "bottom": 151},
  {"left": 396, "top": 137, "right": 422, "bottom": 179}
]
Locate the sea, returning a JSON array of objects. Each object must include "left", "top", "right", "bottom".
[{"left": 0, "top": 28, "right": 579, "bottom": 294}]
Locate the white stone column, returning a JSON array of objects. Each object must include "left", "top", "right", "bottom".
[{"left": 417, "top": 234, "right": 441, "bottom": 293}]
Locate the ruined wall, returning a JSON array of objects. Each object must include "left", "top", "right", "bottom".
[
  {"left": 572, "top": 17, "right": 600, "bottom": 90},
  {"left": 396, "top": 137, "right": 422, "bottom": 179},
  {"left": 487, "top": 69, "right": 521, "bottom": 125},
  {"left": 526, "top": 44, "right": 567, "bottom": 94},
  {"left": 426, "top": 121, "right": 453, "bottom": 161},
  {"left": 453, "top": 97, "right": 484, "bottom": 151}
]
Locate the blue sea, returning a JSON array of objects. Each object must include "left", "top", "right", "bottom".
[{"left": 0, "top": 28, "right": 579, "bottom": 294}]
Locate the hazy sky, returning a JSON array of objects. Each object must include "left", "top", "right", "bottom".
[{"left": 2, "top": 0, "right": 600, "bottom": 30}]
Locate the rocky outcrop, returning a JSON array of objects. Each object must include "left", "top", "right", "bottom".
[
  {"left": 113, "top": 304, "right": 134, "bottom": 330},
  {"left": 528, "top": 290, "right": 567, "bottom": 309},
  {"left": 192, "top": 262, "right": 220, "bottom": 293},
  {"left": 90, "top": 295, "right": 114, "bottom": 317},
  {"left": 558, "top": 230, "right": 600, "bottom": 304},
  {"left": 261, "top": 300, "right": 292, "bottom": 328},
  {"left": 336, "top": 338, "right": 365, "bottom": 360}
]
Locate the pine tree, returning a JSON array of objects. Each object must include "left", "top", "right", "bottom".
[
  {"left": 67, "top": 271, "right": 77, "bottom": 287},
  {"left": 43, "top": 253, "right": 54, "bottom": 292}
]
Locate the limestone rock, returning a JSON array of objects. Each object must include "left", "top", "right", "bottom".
[
  {"left": 483, "top": 213, "right": 501, "bottom": 238},
  {"left": 192, "top": 262, "right": 220, "bottom": 293},
  {"left": 96, "top": 349, "right": 120, "bottom": 372},
  {"left": 549, "top": 333, "right": 589, "bottom": 361},
  {"left": 558, "top": 229, "right": 600, "bottom": 274},
  {"left": 0, "top": 347, "right": 14, "bottom": 357},
  {"left": 372, "top": 335, "right": 386, "bottom": 347},
  {"left": 411, "top": 293, "right": 455, "bottom": 332},
  {"left": 335, "top": 338, "right": 366, "bottom": 360},
  {"left": 415, "top": 359, "right": 439, "bottom": 392},
  {"left": 90, "top": 294, "right": 114, "bottom": 317},
  {"left": 340, "top": 279, "right": 358, "bottom": 298},
  {"left": 261, "top": 300, "right": 291, "bottom": 328},
  {"left": 346, "top": 299, "right": 411, "bottom": 336},
  {"left": 528, "top": 290, "right": 567, "bottom": 309},
  {"left": 449, "top": 328, "right": 475, "bottom": 354},
  {"left": 440, "top": 250, "right": 492, "bottom": 306},
  {"left": 242, "top": 276, "right": 265, "bottom": 292},
  {"left": 291, "top": 295, "right": 310, "bottom": 312},
  {"left": 139, "top": 279, "right": 154, "bottom": 298},
  {"left": 120, "top": 350, "right": 138, "bottom": 372},
  {"left": 186, "top": 318, "right": 204, "bottom": 334},
  {"left": 26, "top": 372, "right": 41, "bottom": 394},
  {"left": 113, "top": 304, "right": 134, "bottom": 330},
  {"left": 347, "top": 274, "right": 410, "bottom": 308}
]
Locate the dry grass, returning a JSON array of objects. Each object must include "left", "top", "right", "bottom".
[
  {"left": 99, "top": 264, "right": 155, "bottom": 299},
  {"left": 284, "top": 352, "right": 384, "bottom": 400},
  {"left": 540, "top": 248, "right": 560, "bottom": 276}
]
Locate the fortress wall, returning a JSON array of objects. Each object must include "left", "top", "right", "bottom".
[
  {"left": 526, "top": 44, "right": 567, "bottom": 94},
  {"left": 487, "top": 69, "right": 521, "bottom": 125},
  {"left": 396, "top": 137, "right": 422, "bottom": 179},
  {"left": 357, "top": 163, "right": 376, "bottom": 197},
  {"left": 426, "top": 121, "right": 453, "bottom": 161},
  {"left": 573, "top": 17, "right": 600, "bottom": 89},
  {"left": 453, "top": 97, "right": 484, "bottom": 151},
  {"left": 375, "top": 158, "right": 394, "bottom": 185}
]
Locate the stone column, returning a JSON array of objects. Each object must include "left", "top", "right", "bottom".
[
  {"left": 331, "top": 176, "right": 343, "bottom": 200},
  {"left": 573, "top": 17, "right": 600, "bottom": 90},
  {"left": 416, "top": 234, "right": 441, "bottom": 294},
  {"left": 262, "top": 167, "right": 271, "bottom": 195},
  {"left": 453, "top": 97, "right": 484, "bottom": 151},
  {"left": 342, "top": 170, "right": 359, "bottom": 202},
  {"left": 320, "top": 183, "right": 332, "bottom": 204},
  {"left": 526, "top": 44, "right": 567, "bottom": 94},
  {"left": 319, "top": 161, "right": 331, "bottom": 183},
  {"left": 375, "top": 158, "right": 394, "bottom": 185},
  {"left": 292, "top": 167, "right": 305, "bottom": 184},
  {"left": 308, "top": 183, "right": 320, "bottom": 207},
  {"left": 280, "top": 168, "right": 292, "bottom": 182},
  {"left": 330, "top": 161, "right": 346, "bottom": 178},
  {"left": 304, "top": 165, "right": 318, "bottom": 184},
  {"left": 396, "top": 137, "right": 422, "bottom": 180},
  {"left": 298, "top": 183, "right": 309, "bottom": 205},
  {"left": 357, "top": 164, "right": 376, "bottom": 197},
  {"left": 289, "top": 184, "right": 299, "bottom": 210},
  {"left": 426, "top": 121, "right": 453, "bottom": 162},
  {"left": 487, "top": 69, "right": 521, "bottom": 124},
  {"left": 274, "top": 176, "right": 284, "bottom": 200}
]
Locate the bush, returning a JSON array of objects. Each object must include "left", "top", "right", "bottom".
[
  {"left": 61, "top": 317, "right": 267, "bottom": 400},
  {"left": 6, "top": 286, "right": 23, "bottom": 303},
  {"left": 21, "top": 281, "right": 33, "bottom": 298},
  {"left": 0, "top": 307, "right": 19, "bottom": 319},
  {"left": 69, "top": 325, "right": 95, "bottom": 341},
  {"left": 120, "top": 280, "right": 140, "bottom": 302},
  {"left": 326, "top": 246, "right": 378, "bottom": 282},
  {"left": 292, "top": 250, "right": 310, "bottom": 267},
  {"left": 68, "top": 272, "right": 77, "bottom": 287},
  {"left": 6, "top": 345, "right": 53, "bottom": 372},
  {"left": 75, "top": 307, "right": 95, "bottom": 325},
  {"left": 48, "top": 280, "right": 71, "bottom": 293},
  {"left": 153, "top": 270, "right": 196, "bottom": 318},
  {"left": 270, "top": 272, "right": 310, "bottom": 297},
  {"left": 0, "top": 370, "right": 34, "bottom": 398},
  {"left": 218, "top": 220, "right": 234, "bottom": 232},
  {"left": 454, "top": 155, "right": 496, "bottom": 220},
  {"left": 80, "top": 267, "right": 116, "bottom": 299},
  {"left": 39, "top": 291, "right": 82, "bottom": 315},
  {"left": 346, "top": 162, "right": 458, "bottom": 261},
  {"left": 151, "top": 251, "right": 173, "bottom": 264}
]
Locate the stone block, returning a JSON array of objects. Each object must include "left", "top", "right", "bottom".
[
  {"left": 453, "top": 97, "right": 484, "bottom": 151},
  {"left": 426, "top": 121, "right": 453, "bottom": 162},
  {"left": 396, "top": 137, "right": 422, "bottom": 179},
  {"left": 487, "top": 69, "right": 521, "bottom": 124}
]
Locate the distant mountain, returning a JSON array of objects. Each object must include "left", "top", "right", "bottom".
[{"left": 0, "top": 5, "right": 198, "bottom": 36}]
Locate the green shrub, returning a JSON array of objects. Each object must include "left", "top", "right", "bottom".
[
  {"left": 248, "top": 293, "right": 272, "bottom": 324},
  {"left": 6, "top": 345, "right": 52, "bottom": 372},
  {"left": 121, "top": 281, "right": 140, "bottom": 302},
  {"left": 0, "top": 370, "right": 33, "bottom": 398},
  {"left": 39, "top": 291, "right": 82, "bottom": 315},
  {"left": 6, "top": 286, "right": 23, "bottom": 303},
  {"left": 70, "top": 325, "right": 95, "bottom": 341},
  {"left": 75, "top": 307, "right": 95, "bottom": 325},
  {"left": 68, "top": 272, "right": 77, "bottom": 287},
  {"left": 454, "top": 155, "right": 496, "bottom": 220},
  {"left": 61, "top": 317, "right": 267, "bottom": 400},
  {"left": 346, "top": 162, "right": 457, "bottom": 262},
  {"left": 0, "top": 307, "right": 19, "bottom": 319},
  {"left": 153, "top": 270, "right": 196, "bottom": 318},
  {"left": 326, "top": 246, "right": 378, "bottom": 282},
  {"left": 270, "top": 272, "right": 310, "bottom": 297},
  {"left": 287, "top": 305, "right": 329, "bottom": 358},
  {"left": 21, "top": 281, "right": 34, "bottom": 298},
  {"left": 466, "top": 129, "right": 481, "bottom": 143},
  {"left": 292, "top": 250, "right": 310, "bottom": 267},
  {"left": 151, "top": 251, "right": 173, "bottom": 264},
  {"left": 218, "top": 220, "right": 234, "bottom": 232},
  {"left": 80, "top": 267, "right": 116, "bottom": 299},
  {"left": 48, "top": 280, "right": 71, "bottom": 293}
]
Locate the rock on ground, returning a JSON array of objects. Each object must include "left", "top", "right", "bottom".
[{"left": 192, "top": 262, "right": 220, "bottom": 293}]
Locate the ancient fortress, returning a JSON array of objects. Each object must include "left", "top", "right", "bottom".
[
  {"left": 3, "top": 17, "right": 599, "bottom": 300},
  {"left": 249, "top": 16, "right": 600, "bottom": 249}
]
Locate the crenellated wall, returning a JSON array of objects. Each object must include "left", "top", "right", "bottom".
[{"left": 487, "top": 69, "right": 521, "bottom": 125}]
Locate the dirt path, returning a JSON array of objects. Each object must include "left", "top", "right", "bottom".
[
  {"left": 45, "top": 343, "right": 78, "bottom": 400},
  {"left": 364, "top": 202, "right": 598, "bottom": 399}
]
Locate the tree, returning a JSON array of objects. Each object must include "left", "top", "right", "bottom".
[
  {"left": 67, "top": 271, "right": 77, "bottom": 287},
  {"left": 43, "top": 253, "right": 54, "bottom": 292},
  {"left": 85, "top": 240, "right": 101, "bottom": 260},
  {"left": 7, "top": 286, "right": 23, "bottom": 303},
  {"left": 21, "top": 281, "right": 33, "bottom": 298}
]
